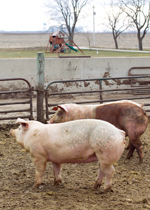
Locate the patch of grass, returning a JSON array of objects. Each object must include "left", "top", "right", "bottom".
[{"left": 0, "top": 49, "right": 150, "bottom": 58}]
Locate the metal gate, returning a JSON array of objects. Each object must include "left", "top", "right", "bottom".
[
  {"left": 45, "top": 75, "right": 150, "bottom": 120},
  {"left": 128, "top": 67, "right": 150, "bottom": 95},
  {"left": 0, "top": 78, "right": 33, "bottom": 121}
]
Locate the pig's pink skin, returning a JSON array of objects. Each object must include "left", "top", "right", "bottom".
[
  {"left": 49, "top": 104, "right": 96, "bottom": 124},
  {"left": 10, "top": 118, "right": 125, "bottom": 191},
  {"left": 49, "top": 100, "right": 148, "bottom": 164}
]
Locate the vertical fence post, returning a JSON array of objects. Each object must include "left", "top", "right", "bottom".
[
  {"left": 99, "top": 79, "right": 103, "bottom": 104},
  {"left": 37, "top": 52, "right": 45, "bottom": 122}
]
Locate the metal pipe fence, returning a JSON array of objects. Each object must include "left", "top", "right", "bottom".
[
  {"left": 0, "top": 78, "right": 33, "bottom": 121},
  {"left": 45, "top": 75, "right": 150, "bottom": 120},
  {"left": 1, "top": 75, "right": 150, "bottom": 122}
]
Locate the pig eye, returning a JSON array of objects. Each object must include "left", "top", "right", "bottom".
[{"left": 57, "top": 110, "right": 63, "bottom": 116}]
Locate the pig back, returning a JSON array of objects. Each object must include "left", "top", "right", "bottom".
[
  {"left": 53, "top": 119, "right": 125, "bottom": 153},
  {"left": 95, "top": 102, "right": 148, "bottom": 132}
]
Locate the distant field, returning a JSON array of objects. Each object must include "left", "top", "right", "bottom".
[
  {"left": 0, "top": 32, "right": 150, "bottom": 50},
  {"left": 0, "top": 32, "right": 150, "bottom": 58},
  {"left": 0, "top": 49, "right": 150, "bottom": 58}
]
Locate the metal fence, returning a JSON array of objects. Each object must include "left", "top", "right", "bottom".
[
  {"left": 128, "top": 67, "right": 150, "bottom": 95},
  {"left": 45, "top": 75, "right": 150, "bottom": 120},
  {"left": 0, "top": 78, "right": 33, "bottom": 121},
  {"left": 0, "top": 76, "right": 150, "bottom": 122}
]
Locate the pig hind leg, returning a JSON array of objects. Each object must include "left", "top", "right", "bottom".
[
  {"left": 93, "top": 162, "right": 115, "bottom": 191},
  {"left": 101, "top": 163, "right": 115, "bottom": 191},
  {"left": 126, "top": 142, "right": 136, "bottom": 158},
  {"left": 127, "top": 133, "right": 143, "bottom": 164},
  {"left": 93, "top": 163, "right": 105, "bottom": 189},
  {"left": 130, "top": 138, "right": 143, "bottom": 164},
  {"left": 52, "top": 163, "right": 62, "bottom": 185},
  {"left": 126, "top": 121, "right": 147, "bottom": 164},
  {"left": 32, "top": 156, "right": 47, "bottom": 188}
]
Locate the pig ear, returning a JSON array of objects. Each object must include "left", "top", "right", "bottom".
[
  {"left": 16, "top": 118, "right": 27, "bottom": 124},
  {"left": 16, "top": 118, "right": 29, "bottom": 131},
  {"left": 20, "top": 123, "right": 29, "bottom": 131},
  {"left": 52, "top": 106, "right": 58, "bottom": 111},
  {"left": 57, "top": 105, "right": 68, "bottom": 112},
  {"left": 52, "top": 105, "right": 68, "bottom": 112}
]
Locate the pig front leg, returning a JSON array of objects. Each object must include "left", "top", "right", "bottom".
[
  {"left": 32, "top": 156, "right": 47, "bottom": 188},
  {"left": 52, "top": 163, "right": 62, "bottom": 185}
]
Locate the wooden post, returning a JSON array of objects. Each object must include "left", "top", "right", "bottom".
[{"left": 37, "top": 52, "right": 45, "bottom": 122}]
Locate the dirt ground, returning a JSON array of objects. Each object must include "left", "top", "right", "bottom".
[
  {"left": 1, "top": 31, "right": 150, "bottom": 209},
  {"left": 0, "top": 118, "right": 150, "bottom": 210}
]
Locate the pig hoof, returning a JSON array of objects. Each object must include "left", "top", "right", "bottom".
[
  {"left": 139, "top": 158, "right": 143, "bottom": 165},
  {"left": 126, "top": 153, "right": 133, "bottom": 159},
  {"left": 54, "top": 179, "right": 62, "bottom": 186},
  {"left": 93, "top": 183, "right": 101, "bottom": 190},
  {"left": 32, "top": 183, "right": 43, "bottom": 189},
  {"left": 104, "top": 187, "right": 113, "bottom": 193}
]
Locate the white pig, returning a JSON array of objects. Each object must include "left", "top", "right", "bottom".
[
  {"left": 10, "top": 118, "right": 125, "bottom": 191},
  {"left": 48, "top": 101, "right": 148, "bottom": 164}
]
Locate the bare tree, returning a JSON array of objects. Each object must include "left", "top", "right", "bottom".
[
  {"left": 103, "top": 0, "right": 131, "bottom": 49},
  {"left": 121, "top": 0, "right": 150, "bottom": 50},
  {"left": 86, "top": 31, "right": 92, "bottom": 50},
  {"left": 46, "top": 0, "right": 91, "bottom": 45}
]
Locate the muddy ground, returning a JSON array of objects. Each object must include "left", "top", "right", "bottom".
[{"left": 0, "top": 119, "right": 150, "bottom": 210}]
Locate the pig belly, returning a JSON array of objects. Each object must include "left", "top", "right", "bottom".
[
  {"left": 49, "top": 154, "right": 98, "bottom": 164},
  {"left": 46, "top": 146, "right": 98, "bottom": 164}
]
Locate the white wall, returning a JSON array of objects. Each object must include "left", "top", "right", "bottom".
[{"left": 0, "top": 57, "right": 150, "bottom": 91}]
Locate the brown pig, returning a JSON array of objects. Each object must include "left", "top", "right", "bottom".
[
  {"left": 10, "top": 118, "right": 125, "bottom": 191},
  {"left": 49, "top": 100, "right": 149, "bottom": 164}
]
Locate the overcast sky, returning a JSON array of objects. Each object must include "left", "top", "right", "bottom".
[
  {"left": 0, "top": 0, "right": 108, "bottom": 32},
  {"left": 0, "top": 0, "right": 48, "bottom": 31}
]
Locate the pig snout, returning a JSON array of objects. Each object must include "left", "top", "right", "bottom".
[
  {"left": 47, "top": 114, "right": 56, "bottom": 124},
  {"left": 9, "top": 129, "right": 15, "bottom": 136},
  {"left": 48, "top": 116, "right": 59, "bottom": 124},
  {"left": 47, "top": 117, "right": 54, "bottom": 124},
  {"left": 47, "top": 115, "right": 53, "bottom": 124}
]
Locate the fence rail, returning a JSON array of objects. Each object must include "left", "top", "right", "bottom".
[
  {"left": 0, "top": 75, "right": 150, "bottom": 122},
  {"left": 128, "top": 67, "right": 150, "bottom": 95},
  {"left": 45, "top": 75, "right": 150, "bottom": 120},
  {"left": 0, "top": 78, "right": 33, "bottom": 121}
]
